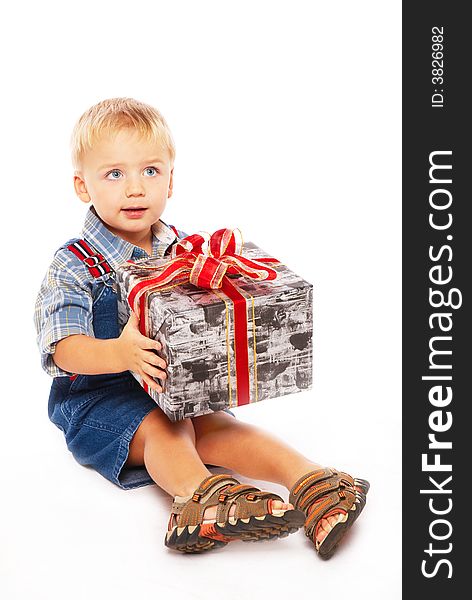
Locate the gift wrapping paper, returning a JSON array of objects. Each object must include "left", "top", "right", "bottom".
[{"left": 116, "top": 242, "right": 313, "bottom": 421}]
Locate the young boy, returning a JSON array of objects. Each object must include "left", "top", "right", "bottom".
[{"left": 34, "top": 98, "right": 369, "bottom": 558}]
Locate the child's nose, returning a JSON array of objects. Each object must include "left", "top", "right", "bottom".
[{"left": 126, "top": 176, "right": 145, "bottom": 197}]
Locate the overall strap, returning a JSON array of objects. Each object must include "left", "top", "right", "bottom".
[
  {"left": 65, "top": 239, "right": 113, "bottom": 382},
  {"left": 67, "top": 239, "right": 112, "bottom": 278},
  {"left": 163, "top": 225, "right": 184, "bottom": 256},
  {"left": 169, "top": 224, "right": 180, "bottom": 238}
]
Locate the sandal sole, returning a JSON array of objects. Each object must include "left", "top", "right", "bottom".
[
  {"left": 216, "top": 508, "right": 306, "bottom": 542},
  {"left": 165, "top": 524, "right": 229, "bottom": 554},
  {"left": 165, "top": 508, "right": 306, "bottom": 554}
]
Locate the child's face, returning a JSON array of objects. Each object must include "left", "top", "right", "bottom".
[{"left": 74, "top": 127, "right": 173, "bottom": 249}]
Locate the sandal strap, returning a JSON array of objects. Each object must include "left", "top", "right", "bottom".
[
  {"left": 335, "top": 470, "right": 356, "bottom": 488},
  {"left": 215, "top": 484, "right": 283, "bottom": 522},
  {"left": 216, "top": 483, "right": 261, "bottom": 502},
  {"left": 295, "top": 478, "right": 347, "bottom": 511},
  {"left": 171, "top": 473, "right": 285, "bottom": 527},
  {"left": 191, "top": 474, "right": 240, "bottom": 503},
  {"left": 289, "top": 468, "right": 356, "bottom": 512},
  {"left": 172, "top": 474, "right": 240, "bottom": 526},
  {"left": 289, "top": 468, "right": 335, "bottom": 507}
]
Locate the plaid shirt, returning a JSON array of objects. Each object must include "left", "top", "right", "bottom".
[{"left": 34, "top": 207, "right": 187, "bottom": 378}]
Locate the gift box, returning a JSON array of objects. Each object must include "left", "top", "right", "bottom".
[{"left": 116, "top": 229, "right": 313, "bottom": 421}]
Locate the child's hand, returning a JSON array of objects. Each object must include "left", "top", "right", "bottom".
[{"left": 116, "top": 312, "right": 167, "bottom": 392}]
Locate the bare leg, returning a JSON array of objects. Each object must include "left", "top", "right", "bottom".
[
  {"left": 191, "top": 412, "right": 350, "bottom": 543},
  {"left": 125, "top": 407, "right": 292, "bottom": 520},
  {"left": 192, "top": 411, "right": 322, "bottom": 490},
  {"left": 126, "top": 406, "right": 212, "bottom": 497}
]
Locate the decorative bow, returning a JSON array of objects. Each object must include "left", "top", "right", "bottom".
[{"left": 127, "top": 228, "right": 279, "bottom": 317}]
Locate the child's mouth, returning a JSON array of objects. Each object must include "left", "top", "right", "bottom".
[{"left": 122, "top": 207, "right": 147, "bottom": 219}]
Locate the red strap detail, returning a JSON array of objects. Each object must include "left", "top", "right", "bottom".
[
  {"left": 221, "top": 278, "right": 251, "bottom": 406},
  {"left": 67, "top": 239, "right": 112, "bottom": 278},
  {"left": 139, "top": 294, "right": 150, "bottom": 394},
  {"left": 169, "top": 225, "right": 180, "bottom": 238}
]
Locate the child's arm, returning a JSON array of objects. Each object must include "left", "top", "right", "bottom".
[
  {"left": 35, "top": 252, "right": 165, "bottom": 392},
  {"left": 54, "top": 313, "right": 166, "bottom": 392}
]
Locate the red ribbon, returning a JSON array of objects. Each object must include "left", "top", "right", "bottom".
[{"left": 127, "top": 228, "right": 279, "bottom": 404}]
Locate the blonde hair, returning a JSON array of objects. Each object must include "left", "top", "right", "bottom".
[{"left": 71, "top": 97, "right": 176, "bottom": 169}]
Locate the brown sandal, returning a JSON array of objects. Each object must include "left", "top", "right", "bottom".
[
  {"left": 289, "top": 467, "right": 369, "bottom": 559},
  {"left": 165, "top": 473, "right": 306, "bottom": 553}
]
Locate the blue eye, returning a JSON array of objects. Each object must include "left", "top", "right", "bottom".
[
  {"left": 106, "top": 170, "right": 122, "bottom": 180},
  {"left": 144, "top": 167, "right": 158, "bottom": 176}
]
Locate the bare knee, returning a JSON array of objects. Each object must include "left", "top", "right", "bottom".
[
  {"left": 126, "top": 407, "right": 195, "bottom": 467},
  {"left": 192, "top": 412, "right": 248, "bottom": 457},
  {"left": 192, "top": 411, "right": 241, "bottom": 438}
]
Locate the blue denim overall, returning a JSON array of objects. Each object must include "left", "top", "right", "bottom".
[
  {"left": 47, "top": 247, "right": 235, "bottom": 490},
  {"left": 48, "top": 270, "right": 159, "bottom": 490}
]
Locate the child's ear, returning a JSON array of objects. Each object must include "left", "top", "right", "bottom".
[
  {"left": 167, "top": 167, "right": 174, "bottom": 199},
  {"left": 73, "top": 171, "right": 91, "bottom": 204}
]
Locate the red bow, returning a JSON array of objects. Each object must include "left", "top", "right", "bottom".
[
  {"left": 127, "top": 228, "right": 280, "bottom": 406},
  {"left": 128, "top": 228, "right": 278, "bottom": 315}
]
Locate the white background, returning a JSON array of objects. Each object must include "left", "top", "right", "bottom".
[{"left": 1, "top": 1, "right": 401, "bottom": 598}]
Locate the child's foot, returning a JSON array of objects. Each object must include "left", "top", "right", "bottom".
[
  {"left": 315, "top": 512, "right": 348, "bottom": 546},
  {"left": 313, "top": 478, "right": 369, "bottom": 546},
  {"left": 289, "top": 468, "right": 369, "bottom": 559},
  {"left": 165, "top": 473, "right": 306, "bottom": 553}
]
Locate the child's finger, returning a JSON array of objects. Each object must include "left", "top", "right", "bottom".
[
  {"left": 143, "top": 363, "right": 167, "bottom": 380},
  {"left": 140, "top": 335, "right": 162, "bottom": 352},
  {"left": 144, "top": 350, "right": 167, "bottom": 369},
  {"left": 141, "top": 372, "right": 162, "bottom": 393}
]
